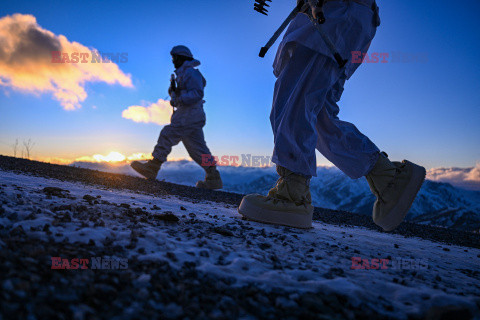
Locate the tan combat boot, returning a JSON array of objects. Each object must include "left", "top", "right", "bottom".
[
  {"left": 196, "top": 166, "right": 223, "bottom": 190},
  {"left": 238, "top": 166, "right": 314, "bottom": 228},
  {"left": 131, "top": 158, "right": 162, "bottom": 180},
  {"left": 366, "top": 152, "right": 426, "bottom": 231}
]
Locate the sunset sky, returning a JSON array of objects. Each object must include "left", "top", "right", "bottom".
[{"left": 0, "top": 0, "right": 479, "bottom": 170}]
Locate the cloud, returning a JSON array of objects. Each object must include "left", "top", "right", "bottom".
[
  {"left": 0, "top": 14, "right": 133, "bottom": 110},
  {"left": 122, "top": 99, "right": 172, "bottom": 125},
  {"left": 427, "top": 162, "right": 480, "bottom": 191},
  {"left": 75, "top": 151, "right": 126, "bottom": 163}
]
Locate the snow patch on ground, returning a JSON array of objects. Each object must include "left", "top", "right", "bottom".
[{"left": 1, "top": 169, "right": 479, "bottom": 319}]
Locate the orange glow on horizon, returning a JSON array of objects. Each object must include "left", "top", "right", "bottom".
[{"left": 34, "top": 152, "right": 195, "bottom": 165}]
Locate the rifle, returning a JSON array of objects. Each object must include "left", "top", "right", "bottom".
[
  {"left": 169, "top": 74, "right": 177, "bottom": 95},
  {"left": 167, "top": 74, "right": 177, "bottom": 109},
  {"left": 254, "top": 0, "right": 347, "bottom": 68}
]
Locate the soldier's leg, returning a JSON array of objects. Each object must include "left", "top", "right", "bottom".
[
  {"left": 270, "top": 45, "right": 342, "bottom": 178},
  {"left": 131, "top": 124, "right": 185, "bottom": 180},
  {"left": 181, "top": 125, "right": 213, "bottom": 167},
  {"left": 182, "top": 125, "right": 222, "bottom": 189},
  {"left": 315, "top": 76, "right": 380, "bottom": 179},
  {"left": 152, "top": 124, "right": 184, "bottom": 163}
]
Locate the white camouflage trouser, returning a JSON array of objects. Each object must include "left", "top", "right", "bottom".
[
  {"left": 271, "top": 0, "right": 381, "bottom": 178},
  {"left": 152, "top": 120, "right": 213, "bottom": 166}
]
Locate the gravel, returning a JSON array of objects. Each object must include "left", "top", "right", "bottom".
[
  {"left": 0, "top": 156, "right": 478, "bottom": 319},
  {"left": 0, "top": 234, "right": 388, "bottom": 320}
]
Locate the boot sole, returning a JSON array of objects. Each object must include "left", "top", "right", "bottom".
[
  {"left": 375, "top": 162, "right": 426, "bottom": 231},
  {"left": 130, "top": 162, "right": 157, "bottom": 180},
  {"left": 238, "top": 197, "right": 313, "bottom": 229}
]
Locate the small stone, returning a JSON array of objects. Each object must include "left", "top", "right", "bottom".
[
  {"left": 324, "top": 267, "right": 345, "bottom": 279},
  {"left": 58, "top": 212, "right": 71, "bottom": 222},
  {"left": 212, "top": 227, "right": 233, "bottom": 237},
  {"left": 9, "top": 225, "right": 25, "bottom": 237},
  {"left": 154, "top": 212, "right": 179, "bottom": 222},
  {"left": 166, "top": 252, "right": 177, "bottom": 262},
  {"left": 385, "top": 305, "right": 394, "bottom": 311},
  {"left": 134, "top": 207, "right": 147, "bottom": 215},
  {"left": 258, "top": 242, "right": 271, "bottom": 250},
  {"left": 83, "top": 194, "right": 96, "bottom": 201},
  {"left": 138, "top": 274, "right": 151, "bottom": 282},
  {"left": 126, "top": 243, "right": 136, "bottom": 249},
  {"left": 42, "top": 187, "right": 70, "bottom": 198}
]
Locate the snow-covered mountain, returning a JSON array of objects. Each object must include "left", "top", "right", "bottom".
[{"left": 72, "top": 161, "right": 480, "bottom": 232}]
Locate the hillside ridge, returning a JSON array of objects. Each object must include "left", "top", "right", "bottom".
[{"left": 0, "top": 155, "right": 478, "bottom": 249}]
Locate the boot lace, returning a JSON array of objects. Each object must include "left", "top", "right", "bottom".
[
  {"left": 377, "top": 167, "right": 401, "bottom": 204},
  {"left": 266, "top": 174, "right": 310, "bottom": 207}
]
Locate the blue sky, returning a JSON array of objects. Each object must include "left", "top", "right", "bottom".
[{"left": 0, "top": 0, "right": 479, "bottom": 169}]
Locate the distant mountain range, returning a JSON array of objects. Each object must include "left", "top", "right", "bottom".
[{"left": 72, "top": 160, "right": 480, "bottom": 232}]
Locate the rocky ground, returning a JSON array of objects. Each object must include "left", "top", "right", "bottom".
[{"left": 0, "top": 156, "right": 479, "bottom": 320}]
